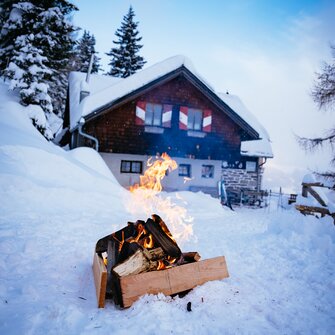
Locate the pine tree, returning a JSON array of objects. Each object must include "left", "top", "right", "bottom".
[
  {"left": 106, "top": 6, "right": 146, "bottom": 78},
  {"left": 298, "top": 45, "right": 335, "bottom": 181},
  {"left": 74, "top": 30, "right": 101, "bottom": 73},
  {"left": 0, "top": 0, "right": 78, "bottom": 138},
  {"left": 32, "top": 1, "right": 78, "bottom": 118}
]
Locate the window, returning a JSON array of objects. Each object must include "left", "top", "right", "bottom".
[
  {"left": 145, "top": 103, "right": 163, "bottom": 126},
  {"left": 201, "top": 165, "right": 214, "bottom": 178},
  {"left": 120, "top": 160, "right": 143, "bottom": 174},
  {"left": 187, "top": 108, "right": 203, "bottom": 131},
  {"left": 178, "top": 164, "right": 191, "bottom": 177},
  {"left": 246, "top": 161, "right": 257, "bottom": 172}
]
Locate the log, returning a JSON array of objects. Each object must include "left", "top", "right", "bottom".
[
  {"left": 182, "top": 252, "right": 201, "bottom": 263},
  {"left": 113, "top": 248, "right": 158, "bottom": 277},
  {"left": 143, "top": 247, "right": 165, "bottom": 260},
  {"left": 118, "top": 256, "right": 229, "bottom": 308},
  {"left": 145, "top": 218, "right": 182, "bottom": 259},
  {"left": 106, "top": 240, "right": 118, "bottom": 294},
  {"left": 95, "top": 223, "right": 137, "bottom": 254},
  {"left": 92, "top": 252, "right": 107, "bottom": 308},
  {"left": 296, "top": 204, "right": 330, "bottom": 216}
]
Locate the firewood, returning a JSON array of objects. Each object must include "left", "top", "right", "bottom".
[
  {"left": 113, "top": 248, "right": 158, "bottom": 277},
  {"left": 106, "top": 240, "right": 118, "bottom": 294},
  {"left": 143, "top": 247, "right": 165, "bottom": 260},
  {"left": 182, "top": 252, "right": 201, "bottom": 263},
  {"left": 145, "top": 218, "right": 182, "bottom": 259},
  {"left": 95, "top": 223, "right": 137, "bottom": 254},
  {"left": 118, "top": 241, "right": 141, "bottom": 264}
]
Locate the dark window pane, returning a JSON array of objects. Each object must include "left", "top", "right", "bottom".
[
  {"left": 121, "top": 161, "right": 131, "bottom": 172},
  {"left": 188, "top": 108, "right": 202, "bottom": 130},
  {"left": 179, "top": 164, "right": 191, "bottom": 177},
  {"left": 201, "top": 165, "right": 214, "bottom": 178},
  {"left": 121, "top": 160, "right": 142, "bottom": 174},
  {"left": 132, "top": 162, "right": 142, "bottom": 173},
  {"left": 145, "top": 103, "right": 162, "bottom": 126}
]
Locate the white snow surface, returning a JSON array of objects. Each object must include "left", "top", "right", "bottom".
[
  {"left": 297, "top": 173, "right": 335, "bottom": 214},
  {"left": 240, "top": 138, "right": 273, "bottom": 158},
  {"left": 1, "top": 82, "right": 334, "bottom": 334}
]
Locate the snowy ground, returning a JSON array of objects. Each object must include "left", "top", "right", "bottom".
[{"left": 0, "top": 83, "right": 334, "bottom": 334}]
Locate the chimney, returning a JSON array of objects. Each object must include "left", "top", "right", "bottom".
[{"left": 79, "top": 54, "right": 94, "bottom": 102}]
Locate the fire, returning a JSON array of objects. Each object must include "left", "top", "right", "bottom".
[
  {"left": 130, "top": 153, "right": 177, "bottom": 193},
  {"left": 125, "top": 153, "right": 194, "bottom": 266}
]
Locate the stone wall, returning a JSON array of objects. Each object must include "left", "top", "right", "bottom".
[{"left": 222, "top": 168, "right": 263, "bottom": 191}]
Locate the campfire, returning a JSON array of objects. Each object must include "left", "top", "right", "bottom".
[{"left": 92, "top": 154, "right": 229, "bottom": 308}]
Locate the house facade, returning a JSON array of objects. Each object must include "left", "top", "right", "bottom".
[{"left": 68, "top": 56, "right": 273, "bottom": 200}]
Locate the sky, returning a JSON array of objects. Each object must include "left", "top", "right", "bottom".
[{"left": 72, "top": 0, "right": 335, "bottom": 193}]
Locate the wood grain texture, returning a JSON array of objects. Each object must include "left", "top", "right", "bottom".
[
  {"left": 92, "top": 252, "right": 107, "bottom": 308},
  {"left": 119, "top": 256, "right": 229, "bottom": 308}
]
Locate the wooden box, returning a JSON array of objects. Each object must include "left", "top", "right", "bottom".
[{"left": 93, "top": 252, "right": 229, "bottom": 308}]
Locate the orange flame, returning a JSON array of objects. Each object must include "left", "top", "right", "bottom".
[
  {"left": 126, "top": 153, "right": 194, "bottom": 246},
  {"left": 130, "top": 153, "right": 177, "bottom": 193}
]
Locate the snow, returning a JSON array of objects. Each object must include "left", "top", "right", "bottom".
[
  {"left": 68, "top": 72, "right": 121, "bottom": 129},
  {"left": 296, "top": 173, "right": 335, "bottom": 214},
  {"left": 240, "top": 138, "right": 273, "bottom": 158},
  {"left": 1, "top": 82, "right": 335, "bottom": 334}
]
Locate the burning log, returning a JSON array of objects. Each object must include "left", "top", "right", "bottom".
[
  {"left": 144, "top": 216, "right": 182, "bottom": 259},
  {"left": 113, "top": 248, "right": 162, "bottom": 277}
]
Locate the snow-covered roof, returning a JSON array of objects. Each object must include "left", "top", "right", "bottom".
[
  {"left": 217, "top": 92, "right": 273, "bottom": 158},
  {"left": 240, "top": 139, "right": 273, "bottom": 158},
  {"left": 69, "top": 55, "right": 206, "bottom": 129},
  {"left": 69, "top": 55, "right": 273, "bottom": 158}
]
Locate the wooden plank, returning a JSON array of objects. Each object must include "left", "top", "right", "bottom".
[
  {"left": 92, "top": 252, "right": 107, "bottom": 308},
  {"left": 119, "top": 256, "right": 229, "bottom": 308},
  {"left": 306, "top": 186, "right": 327, "bottom": 207},
  {"left": 296, "top": 204, "right": 330, "bottom": 216}
]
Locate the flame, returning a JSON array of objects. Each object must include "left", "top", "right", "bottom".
[
  {"left": 157, "top": 259, "right": 166, "bottom": 270},
  {"left": 126, "top": 153, "right": 194, "bottom": 248},
  {"left": 143, "top": 234, "right": 154, "bottom": 249},
  {"left": 130, "top": 153, "right": 177, "bottom": 193}
]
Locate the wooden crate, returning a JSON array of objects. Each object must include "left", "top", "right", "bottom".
[
  {"left": 92, "top": 252, "right": 229, "bottom": 308},
  {"left": 92, "top": 252, "right": 107, "bottom": 308}
]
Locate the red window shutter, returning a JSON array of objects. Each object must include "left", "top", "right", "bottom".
[
  {"left": 136, "top": 101, "right": 146, "bottom": 125},
  {"left": 179, "top": 106, "right": 188, "bottom": 130},
  {"left": 162, "top": 104, "right": 172, "bottom": 128},
  {"left": 202, "top": 109, "right": 212, "bottom": 132}
]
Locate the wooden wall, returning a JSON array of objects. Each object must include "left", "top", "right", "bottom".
[{"left": 83, "top": 76, "right": 253, "bottom": 163}]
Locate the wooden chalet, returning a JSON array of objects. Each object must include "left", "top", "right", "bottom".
[{"left": 67, "top": 56, "right": 273, "bottom": 200}]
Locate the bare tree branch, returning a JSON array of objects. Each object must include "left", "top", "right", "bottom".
[
  {"left": 297, "top": 128, "right": 335, "bottom": 152},
  {"left": 311, "top": 45, "right": 335, "bottom": 111}
]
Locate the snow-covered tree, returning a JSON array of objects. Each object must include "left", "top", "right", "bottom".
[
  {"left": 0, "top": 0, "right": 78, "bottom": 139},
  {"left": 73, "top": 30, "right": 101, "bottom": 73},
  {"left": 32, "top": 1, "right": 78, "bottom": 118},
  {"left": 106, "top": 6, "right": 146, "bottom": 78},
  {"left": 298, "top": 45, "right": 335, "bottom": 181}
]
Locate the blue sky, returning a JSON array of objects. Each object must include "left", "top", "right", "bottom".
[{"left": 72, "top": 0, "right": 335, "bottom": 192}]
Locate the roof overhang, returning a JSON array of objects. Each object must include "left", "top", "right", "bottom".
[{"left": 80, "top": 66, "right": 260, "bottom": 139}]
